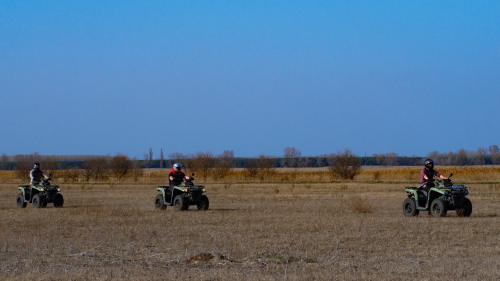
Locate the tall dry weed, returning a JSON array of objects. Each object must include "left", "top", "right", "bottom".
[{"left": 349, "top": 197, "right": 372, "bottom": 214}]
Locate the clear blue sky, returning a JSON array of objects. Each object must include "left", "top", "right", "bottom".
[{"left": 1, "top": 1, "right": 499, "bottom": 158}]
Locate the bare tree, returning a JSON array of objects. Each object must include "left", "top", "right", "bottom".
[
  {"left": 474, "top": 147, "right": 488, "bottom": 165},
  {"left": 129, "top": 157, "right": 144, "bottom": 182},
  {"left": 444, "top": 151, "right": 455, "bottom": 166},
  {"left": 244, "top": 158, "right": 259, "bottom": 178},
  {"left": 33, "top": 152, "right": 40, "bottom": 162},
  {"left": 213, "top": 150, "right": 234, "bottom": 181},
  {"left": 489, "top": 145, "right": 500, "bottom": 164},
  {"left": 42, "top": 155, "right": 60, "bottom": 176},
  {"left": 143, "top": 153, "right": 149, "bottom": 168},
  {"left": 456, "top": 149, "right": 469, "bottom": 166},
  {"left": 258, "top": 155, "right": 273, "bottom": 170},
  {"left": 257, "top": 155, "right": 274, "bottom": 181},
  {"left": 374, "top": 154, "right": 386, "bottom": 166},
  {"left": 426, "top": 151, "right": 439, "bottom": 160},
  {"left": 82, "top": 155, "right": 110, "bottom": 181},
  {"left": 168, "top": 152, "right": 187, "bottom": 161},
  {"left": 160, "top": 148, "right": 164, "bottom": 168},
  {"left": 0, "top": 153, "right": 8, "bottom": 170},
  {"left": 110, "top": 153, "right": 133, "bottom": 180},
  {"left": 190, "top": 151, "right": 214, "bottom": 180},
  {"left": 168, "top": 152, "right": 189, "bottom": 170},
  {"left": 328, "top": 148, "right": 361, "bottom": 180},
  {"left": 384, "top": 152, "right": 399, "bottom": 166},
  {"left": 149, "top": 147, "right": 153, "bottom": 163},
  {"left": 14, "top": 154, "right": 36, "bottom": 181},
  {"left": 283, "top": 147, "right": 301, "bottom": 167}
]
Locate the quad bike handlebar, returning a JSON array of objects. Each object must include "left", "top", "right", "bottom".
[{"left": 183, "top": 173, "right": 196, "bottom": 186}]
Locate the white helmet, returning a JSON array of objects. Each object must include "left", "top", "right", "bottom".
[{"left": 173, "top": 163, "right": 182, "bottom": 172}]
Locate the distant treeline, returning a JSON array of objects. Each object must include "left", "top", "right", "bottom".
[{"left": 1, "top": 145, "right": 499, "bottom": 171}]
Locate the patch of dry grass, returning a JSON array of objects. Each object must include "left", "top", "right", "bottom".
[{"left": 349, "top": 197, "right": 373, "bottom": 213}]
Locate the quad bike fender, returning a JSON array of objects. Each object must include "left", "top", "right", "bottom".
[
  {"left": 405, "top": 189, "right": 418, "bottom": 198},
  {"left": 405, "top": 189, "right": 426, "bottom": 209},
  {"left": 156, "top": 187, "right": 176, "bottom": 205},
  {"left": 156, "top": 187, "right": 166, "bottom": 198},
  {"left": 30, "top": 185, "right": 43, "bottom": 192},
  {"left": 428, "top": 189, "right": 445, "bottom": 204}
]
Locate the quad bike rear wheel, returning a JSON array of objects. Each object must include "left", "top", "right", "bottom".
[
  {"left": 16, "top": 193, "right": 27, "bottom": 208},
  {"left": 430, "top": 199, "right": 447, "bottom": 217},
  {"left": 456, "top": 198, "right": 472, "bottom": 217},
  {"left": 403, "top": 198, "right": 419, "bottom": 216},
  {"left": 154, "top": 194, "right": 166, "bottom": 210}
]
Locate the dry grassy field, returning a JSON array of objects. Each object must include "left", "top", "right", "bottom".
[{"left": 1, "top": 167, "right": 500, "bottom": 280}]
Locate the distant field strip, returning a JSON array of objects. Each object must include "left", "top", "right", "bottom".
[{"left": 1, "top": 166, "right": 499, "bottom": 184}]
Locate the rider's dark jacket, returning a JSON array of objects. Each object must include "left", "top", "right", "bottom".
[
  {"left": 420, "top": 167, "right": 441, "bottom": 185},
  {"left": 168, "top": 168, "right": 185, "bottom": 186},
  {"left": 30, "top": 169, "right": 49, "bottom": 185}
]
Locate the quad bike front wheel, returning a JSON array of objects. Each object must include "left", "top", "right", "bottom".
[
  {"left": 197, "top": 195, "right": 209, "bottom": 211},
  {"left": 16, "top": 193, "right": 27, "bottom": 208},
  {"left": 32, "top": 194, "right": 42, "bottom": 208},
  {"left": 430, "top": 199, "right": 447, "bottom": 217},
  {"left": 54, "top": 194, "right": 64, "bottom": 208},
  {"left": 173, "top": 195, "right": 186, "bottom": 211},
  {"left": 403, "top": 198, "right": 419, "bottom": 216},
  {"left": 456, "top": 198, "right": 472, "bottom": 217},
  {"left": 154, "top": 194, "right": 166, "bottom": 210}
]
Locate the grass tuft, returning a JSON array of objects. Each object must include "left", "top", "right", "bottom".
[{"left": 349, "top": 197, "right": 372, "bottom": 214}]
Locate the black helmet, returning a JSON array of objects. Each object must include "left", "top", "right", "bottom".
[
  {"left": 424, "top": 159, "right": 434, "bottom": 169},
  {"left": 33, "top": 162, "right": 40, "bottom": 169}
]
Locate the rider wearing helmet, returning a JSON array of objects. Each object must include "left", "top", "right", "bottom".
[
  {"left": 419, "top": 159, "right": 447, "bottom": 192},
  {"left": 30, "top": 162, "right": 49, "bottom": 185},
  {"left": 168, "top": 163, "right": 190, "bottom": 187}
]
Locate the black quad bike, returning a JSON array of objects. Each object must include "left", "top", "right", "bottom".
[
  {"left": 154, "top": 173, "right": 209, "bottom": 211},
  {"left": 403, "top": 174, "right": 472, "bottom": 217},
  {"left": 17, "top": 177, "right": 64, "bottom": 208}
]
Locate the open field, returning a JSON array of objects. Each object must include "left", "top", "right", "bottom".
[{"left": 1, "top": 167, "right": 500, "bottom": 280}]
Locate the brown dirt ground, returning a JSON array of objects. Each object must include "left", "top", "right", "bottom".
[{"left": 1, "top": 179, "right": 500, "bottom": 280}]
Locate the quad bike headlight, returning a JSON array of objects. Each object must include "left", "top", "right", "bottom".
[
  {"left": 183, "top": 188, "right": 188, "bottom": 192},
  {"left": 40, "top": 188, "right": 44, "bottom": 192},
  {"left": 202, "top": 188, "right": 206, "bottom": 193},
  {"left": 57, "top": 188, "right": 61, "bottom": 192}
]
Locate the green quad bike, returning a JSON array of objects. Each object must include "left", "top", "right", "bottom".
[
  {"left": 154, "top": 173, "right": 209, "bottom": 211},
  {"left": 16, "top": 177, "right": 64, "bottom": 208},
  {"left": 403, "top": 173, "right": 472, "bottom": 217}
]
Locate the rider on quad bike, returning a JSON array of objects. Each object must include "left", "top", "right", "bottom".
[
  {"left": 420, "top": 159, "right": 448, "bottom": 193},
  {"left": 30, "top": 162, "right": 50, "bottom": 185},
  {"left": 403, "top": 160, "right": 472, "bottom": 217},
  {"left": 169, "top": 163, "right": 190, "bottom": 187}
]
